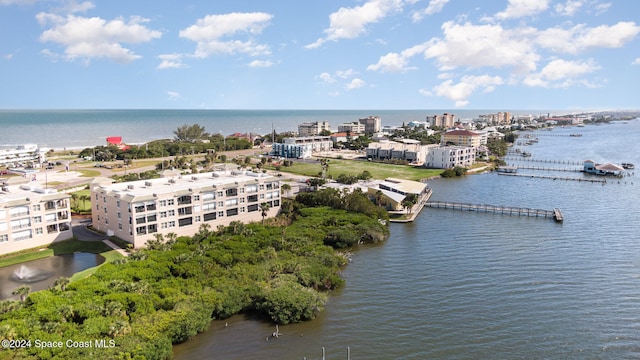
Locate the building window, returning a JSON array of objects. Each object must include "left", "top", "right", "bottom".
[
  {"left": 226, "top": 208, "right": 238, "bottom": 216},
  {"left": 33, "top": 216, "right": 42, "bottom": 223},
  {"left": 148, "top": 224, "right": 158, "bottom": 233},
  {"left": 118, "top": 223, "right": 122, "bottom": 230},
  {"left": 204, "top": 212, "right": 216, "bottom": 221},
  {"left": 177, "top": 195, "right": 192, "bottom": 205},
  {"left": 32, "top": 204, "right": 41, "bottom": 212},
  {"left": 136, "top": 226, "right": 147, "bottom": 235},
  {"left": 248, "top": 204, "right": 259, "bottom": 212},
  {"left": 168, "top": 209, "right": 175, "bottom": 217},
  {"left": 193, "top": 195, "right": 200, "bottom": 201},
  {"left": 167, "top": 199, "right": 174, "bottom": 206},
  {"left": 35, "top": 228, "right": 43, "bottom": 235},
  {"left": 194, "top": 216, "right": 201, "bottom": 222},
  {"left": 178, "top": 207, "right": 192, "bottom": 216},
  {"left": 0, "top": 234, "right": 8, "bottom": 242},
  {"left": 178, "top": 217, "right": 193, "bottom": 227},
  {"left": 218, "top": 211, "right": 224, "bottom": 217},
  {"left": 147, "top": 214, "right": 157, "bottom": 222},
  {"left": 225, "top": 188, "right": 238, "bottom": 197},
  {"left": 217, "top": 191, "right": 224, "bottom": 197},
  {"left": 146, "top": 202, "right": 156, "bottom": 211},
  {"left": 247, "top": 195, "right": 258, "bottom": 203},
  {"left": 134, "top": 203, "right": 145, "bottom": 213},
  {"left": 160, "top": 211, "right": 167, "bottom": 218},
  {"left": 136, "top": 216, "right": 146, "bottom": 224}
]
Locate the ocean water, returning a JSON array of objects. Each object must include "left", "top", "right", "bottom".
[
  {"left": 173, "top": 119, "right": 640, "bottom": 359},
  {"left": 0, "top": 109, "right": 556, "bottom": 149}
]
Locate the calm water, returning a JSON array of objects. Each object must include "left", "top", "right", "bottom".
[
  {"left": 0, "top": 253, "right": 104, "bottom": 300},
  {"left": 173, "top": 120, "right": 640, "bottom": 359},
  {"left": 0, "top": 109, "right": 557, "bottom": 149}
]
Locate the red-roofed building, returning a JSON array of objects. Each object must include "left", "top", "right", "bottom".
[
  {"left": 106, "top": 136, "right": 130, "bottom": 151},
  {"left": 441, "top": 130, "right": 482, "bottom": 148}
]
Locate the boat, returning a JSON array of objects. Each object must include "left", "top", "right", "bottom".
[
  {"left": 621, "top": 163, "right": 635, "bottom": 170},
  {"left": 569, "top": 133, "right": 583, "bottom": 137},
  {"left": 521, "top": 151, "right": 532, "bottom": 157}
]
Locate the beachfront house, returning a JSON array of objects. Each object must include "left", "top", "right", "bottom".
[{"left": 583, "top": 160, "right": 625, "bottom": 176}]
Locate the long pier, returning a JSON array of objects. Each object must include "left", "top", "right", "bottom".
[
  {"left": 425, "top": 201, "right": 563, "bottom": 222},
  {"left": 503, "top": 156, "right": 583, "bottom": 166},
  {"left": 497, "top": 172, "right": 607, "bottom": 183},
  {"left": 505, "top": 165, "right": 582, "bottom": 172}
]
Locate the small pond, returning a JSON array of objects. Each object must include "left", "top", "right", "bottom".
[{"left": 0, "top": 253, "right": 105, "bottom": 300}]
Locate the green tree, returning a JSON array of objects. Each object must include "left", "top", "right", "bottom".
[
  {"left": 53, "top": 276, "right": 70, "bottom": 292},
  {"left": 260, "top": 202, "right": 271, "bottom": 225},
  {"left": 280, "top": 183, "right": 292, "bottom": 197},
  {"left": 173, "top": 124, "right": 209, "bottom": 143},
  {"left": 401, "top": 193, "right": 419, "bottom": 214},
  {"left": 12, "top": 285, "right": 30, "bottom": 302}
]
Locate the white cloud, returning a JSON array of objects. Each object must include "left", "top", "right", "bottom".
[
  {"left": 633, "top": 58, "right": 640, "bottom": 65},
  {"left": 36, "top": 12, "right": 161, "bottom": 63},
  {"left": 431, "top": 74, "right": 504, "bottom": 107},
  {"left": 555, "top": 0, "right": 583, "bottom": 16},
  {"left": 536, "top": 22, "right": 640, "bottom": 54},
  {"left": 179, "top": 12, "right": 273, "bottom": 58},
  {"left": 523, "top": 58, "right": 600, "bottom": 88},
  {"left": 157, "top": 53, "right": 187, "bottom": 69},
  {"left": 3, "top": 53, "right": 13, "bottom": 60},
  {"left": 336, "top": 69, "right": 357, "bottom": 79},
  {"left": 495, "top": 0, "right": 550, "bottom": 20},
  {"left": 305, "top": 0, "right": 403, "bottom": 49},
  {"left": 423, "top": 21, "right": 539, "bottom": 73},
  {"left": 367, "top": 43, "right": 428, "bottom": 72},
  {"left": 346, "top": 78, "right": 366, "bottom": 90},
  {"left": 248, "top": 59, "right": 275, "bottom": 68},
  {"left": 412, "top": 0, "right": 449, "bottom": 22},
  {"left": 593, "top": 2, "right": 611, "bottom": 15},
  {"left": 317, "top": 72, "right": 336, "bottom": 83},
  {"left": 167, "top": 91, "right": 181, "bottom": 101}
]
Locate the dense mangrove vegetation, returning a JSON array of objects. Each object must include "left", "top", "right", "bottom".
[{"left": 0, "top": 192, "right": 388, "bottom": 359}]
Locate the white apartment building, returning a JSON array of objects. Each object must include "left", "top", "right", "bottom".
[
  {"left": 338, "top": 122, "right": 365, "bottom": 134},
  {"left": 0, "top": 144, "right": 49, "bottom": 168},
  {"left": 271, "top": 136, "right": 333, "bottom": 159},
  {"left": 0, "top": 182, "right": 72, "bottom": 255},
  {"left": 425, "top": 146, "right": 475, "bottom": 169},
  {"left": 298, "top": 121, "right": 331, "bottom": 137},
  {"left": 366, "top": 141, "right": 437, "bottom": 164},
  {"left": 90, "top": 170, "right": 281, "bottom": 248}
]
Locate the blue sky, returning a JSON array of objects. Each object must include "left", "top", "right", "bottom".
[{"left": 1, "top": 0, "right": 639, "bottom": 110}]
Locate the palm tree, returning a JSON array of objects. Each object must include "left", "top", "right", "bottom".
[
  {"left": 53, "top": 276, "right": 70, "bottom": 292},
  {"left": 70, "top": 193, "right": 79, "bottom": 212},
  {"left": 374, "top": 190, "right": 384, "bottom": 207},
  {"left": 401, "top": 194, "right": 418, "bottom": 214},
  {"left": 59, "top": 304, "right": 74, "bottom": 322},
  {"left": 12, "top": 285, "right": 30, "bottom": 302},
  {"left": 260, "top": 202, "right": 270, "bottom": 225},
  {"left": 79, "top": 194, "right": 90, "bottom": 212}
]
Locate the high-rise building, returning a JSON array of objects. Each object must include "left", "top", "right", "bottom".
[
  {"left": 297, "top": 121, "right": 331, "bottom": 137},
  {"left": 358, "top": 116, "right": 381, "bottom": 134}
]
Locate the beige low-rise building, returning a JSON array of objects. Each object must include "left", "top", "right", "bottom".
[
  {"left": 441, "top": 129, "right": 482, "bottom": 148},
  {"left": 0, "top": 181, "right": 72, "bottom": 255},
  {"left": 90, "top": 170, "right": 281, "bottom": 248}
]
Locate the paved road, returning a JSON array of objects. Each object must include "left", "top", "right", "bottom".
[{"left": 71, "top": 217, "right": 106, "bottom": 242}]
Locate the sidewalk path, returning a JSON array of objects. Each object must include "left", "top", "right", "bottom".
[{"left": 102, "top": 240, "right": 129, "bottom": 257}]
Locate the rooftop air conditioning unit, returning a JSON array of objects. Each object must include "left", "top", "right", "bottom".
[
  {"left": 145, "top": 181, "right": 153, "bottom": 187},
  {"left": 169, "top": 179, "right": 176, "bottom": 184},
  {"left": 127, "top": 184, "right": 134, "bottom": 190}
]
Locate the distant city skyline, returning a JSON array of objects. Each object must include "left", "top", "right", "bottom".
[{"left": 1, "top": 0, "right": 639, "bottom": 110}]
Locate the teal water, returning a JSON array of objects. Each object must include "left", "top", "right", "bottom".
[
  {"left": 0, "top": 109, "right": 554, "bottom": 149},
  {"left": 173, "top": 120, "right": 640, "bottom": 359}
]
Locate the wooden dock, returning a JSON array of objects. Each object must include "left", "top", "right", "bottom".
[
  {"left": 497, "top": 172, "right": 607, "bottom": 183},
  {"left": 425, "top": 201, "right": 563, "bottom": 222}
]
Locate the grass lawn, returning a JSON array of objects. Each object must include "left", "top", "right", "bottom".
[
  {"left": 270, "top": 158, "right": 442, "bottom": 181},
  {"left": 0, "top": 239, "right": 124, "bottom": 282},
  {"left": 76, "top": 169, "right": 101, "bottom": 177}
]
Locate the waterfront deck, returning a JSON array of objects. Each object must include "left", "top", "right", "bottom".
[{"left": 425, "top": 201, "right": 563, "bottom": 222}]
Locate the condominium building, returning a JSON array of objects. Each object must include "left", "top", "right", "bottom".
[
  {"left": 441, "top": 129, "right": 482, "bottom": 148},
  {"left": 425, "top": 146, "right": 475, "bottom": 169},
  {"left": 366, "top": 140, "right": 437, "bottom": 164},
  {"left": 337, "top": 122, "right": 365, "bottom": 134},
  {"left": 479, "top": 112, "right": 512, "bottom": 126},
  {"left": 359, "top": 116, "right": 381, "bottom": 134},
  {"left": 298, "top": 121, "right": 331, "bottom": 137},
  {"left": 0, "top": 182, "right": 72, "bottom": 255},
  {"left": 0, "top": 144, "right": 49, "bottom": 168},
  {"left": 90, "top": 170, "right": 281, "bottom": 248},
  {"left": 427, "top": 113, "right": 456, "bottom": 128},
  {"left": 271, "top": 136, "right": 333, "bottom": 159}
]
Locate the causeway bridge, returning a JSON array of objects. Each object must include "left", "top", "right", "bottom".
[{"left": 425, "top": 201, "right": 563, "bottom": 222}]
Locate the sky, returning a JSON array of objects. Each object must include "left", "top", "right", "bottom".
[{"left": 1, "top": 0, "right": 639, "bottom": 110}]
